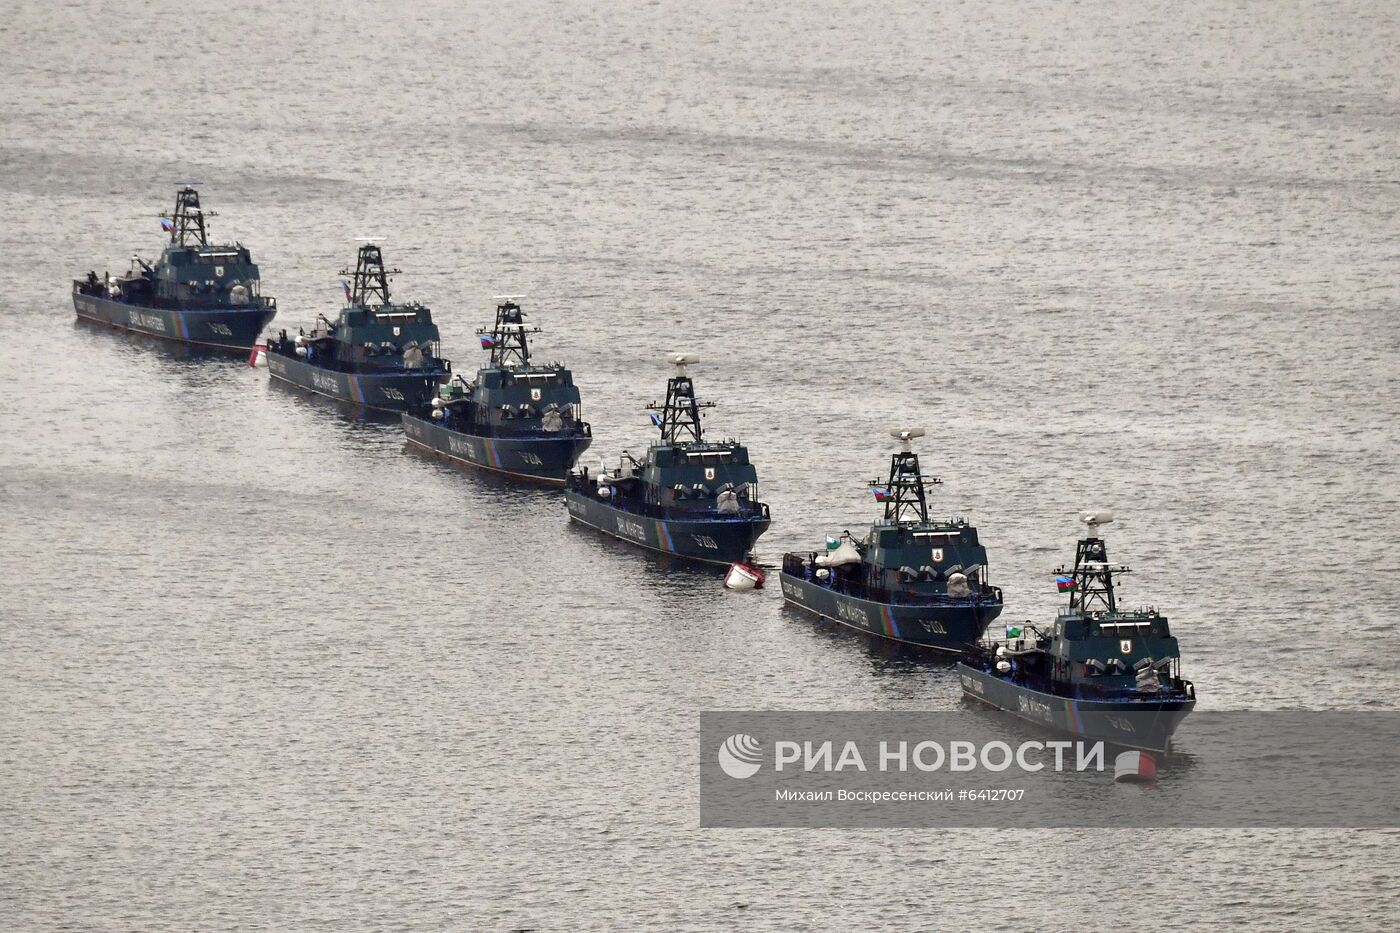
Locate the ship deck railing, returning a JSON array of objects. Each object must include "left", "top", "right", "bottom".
[
  {"left": 73, "top": 280, "right": 277, "bottom": 312},
  {"left": 967, "top": 654, "right": 1194, "bottom": 702},
  {"left": 416, "top": 417, "right": 592, "bottom": 440},
  {"left": 784, "top": 551, "right": 1002, "bottom": 602},
  {"left": 268, "top": 337, "right": 451, "bottom": 376},
  {"left": 781, "top": 553, "right": 1001, "bottom": 607},
  {"left": 567, "top": 477, "right": 769, "bottom": 522}
]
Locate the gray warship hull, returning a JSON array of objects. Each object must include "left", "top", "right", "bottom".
[
  {"left": 267, "top": 352, "right": 446, "bottom": 412},
  {"left": 564, "top": 490, "right": 769, "bottom": 566},
  {"left": 779, "top": 571, "right": 1002, "bottom": 653},
  {"left": 73, "top": 291, "right": 275, "bottom": 351},
  {"left": 402, "top": 413, "right": 592, "bottom": 485},
  {"left": 957, "top": 663, "right": 1195, "bottom": 752}
]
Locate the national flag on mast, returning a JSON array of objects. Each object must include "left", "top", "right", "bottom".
[
  {"left": 648, "top": 412, "right": 663, "bottom": 427},
  {"left": 160, "top": 218, "right": 176, "bottom": 233},
  {"left": 479, "top": 335, "right": 497, "bottom": 349},
  {"left": 341, "top": 279, "right": 352, "bottom": 303},
  {"left": 1056, "top": 575, "right": 1077, "bottom": 592},
  {"left": 872, "top": 487, "right": 891, "bottom": 502}
]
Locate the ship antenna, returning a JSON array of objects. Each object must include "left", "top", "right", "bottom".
[
  {"left": 161, "top": 184, "right": 213, "bottom": 247},
  {"left": 478, "top": 295, "right": 539, "bottom": 368},
  {"left": 871, "top": 429, "right": 935, "bottom": 524},
  {"left": 1055, "top": 511, "right": 1130, "bottom": 614},
  {"left": 339, "top": 240, "right": 397, "bottom": 307},
  {"left": 645, "top": 353, "right": 714, "bottom": 445}
]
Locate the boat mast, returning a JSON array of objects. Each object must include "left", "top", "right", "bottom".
[
  {"left": 479, "top": 296, "right": 539, "bottom": 367},
  {"left": 872, "top": 429, "right": 937, "bottom": 524},
  {"left": 646, "top": 354, "right": 713, "bottom": 445},
  {"left": 1057, "top": 512, "right": 1130, "bottom": 614},
  {"left": 162, "top": 186, "right": 212, "bottom": 247},
  {"left": 341, "top": 241, "right": 397, "bottom": 307}
]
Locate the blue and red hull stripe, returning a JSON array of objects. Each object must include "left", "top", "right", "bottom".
[
  {"left": 879, "top": 604, "right": 900, "bottom": 640},
  {"left": 654, "top": 519, "right": 675, "bottom": 553}
]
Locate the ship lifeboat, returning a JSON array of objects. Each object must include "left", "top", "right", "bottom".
[{"left": 725, "top": 562, "right": 765, "bottom": 590}]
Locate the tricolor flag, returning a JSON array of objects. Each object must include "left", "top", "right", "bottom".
[
  {"left": 341, "top": 279, "right": 352, "bottom": 302},
  {"left": 825, "top": 536, "right": 840, "bottom": 551},
  {"left": 1005, "top": 624, "right": 1023, "bottom": 639},
  {"left": 649, "top": 412, "right": 663, "bottom": 427},
  {"left": 1055, "top": 575, "right": 1076, "bottom": 592},
  {"left": 872, "top": 487, "right": 890, "bottom": 501},
  {"left": 160, "top": 218, "right": 176, "bottom": 233},
  {"left": 479, "top": 335, "right": 497, "bottom": 349}
]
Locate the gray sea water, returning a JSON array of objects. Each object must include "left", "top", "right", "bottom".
[{"left": 2, "top": 0, "right": 1398, "bottom": 929}]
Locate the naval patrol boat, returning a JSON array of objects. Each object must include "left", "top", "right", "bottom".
[
  {"left": 779, "top": 430, "right": 1003, "bottom": 652},
  {"left": 402, "top": 297, "right": 592, "bottom": 483},
  {"left": 957, "top": 513, "right": 1196, "bottom": 752},
  {"left": 73, "top": 186, "right": 277, "bottom": 350},
  {"left": 564, "top": 354, "right": 770, "bottom": 565},
  {"left": 263, "top": 242, "right": 450, "bottom": 412}
]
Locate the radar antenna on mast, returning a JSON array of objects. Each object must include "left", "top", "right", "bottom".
[
  {"left": 645, "top": 353, "right": 714, "bottom": 445},
  {"left": 477, "top": 296, "right": 540, "bottom": 367},
  {"left": 339, "top": 241, "right": 398, "bottom": 307},
  {"left": 1056, "top": 511, "right": 1131, "bottom": 614},
  {"left": 871, "top": 428, "right": 937, "bottom": 524},
  {"left": 160, "top": 185, "right": 214, "bottom": 247}
]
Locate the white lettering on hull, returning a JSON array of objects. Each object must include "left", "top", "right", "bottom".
[
  {"left": 837, "top": 601, "right": 870, "bottom": 627},
  {"left": 447, "top": 436, "right": 479, "bottom": 461},
  {"left": 615, "top": 517, "right": 647, "bottom": 541},
  {"left": 128, "top": 310, "right": 166, "bottom": 332},
  {"left": 1017, "top": 695, "right": 1054, "bottom": 723},
  {"left": 1105, "top": 716, "right": 1138, "bottom": 735},
  {"left": 310, "top": 371, "right": 341, "bottom": 395}
]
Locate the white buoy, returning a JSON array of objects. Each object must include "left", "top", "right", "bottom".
[
  {"left": 724, "top": 562, "right": 766, "bottom": 591},
  {"left": 1114, "top": 750, "right": 1157, "bottom": 784},
  {"left": 995, "top": 659, "right": 1012, "bottom": 673}
]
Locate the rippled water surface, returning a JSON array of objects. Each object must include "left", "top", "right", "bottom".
[{"left": 2, "top": 1, "right": 1398, "bottom": 929}]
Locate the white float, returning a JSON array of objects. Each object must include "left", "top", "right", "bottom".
[
  {"left": 1113, "top": 750, "right": 1157, "bottom": 783},
  {"left": 725, "top": 562, "right": 766, "bottom": 590}
]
